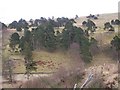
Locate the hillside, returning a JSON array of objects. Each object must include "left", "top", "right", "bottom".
[
  {"left": 75, "top": 13, "right": 119, "bottom": 88},
  {"left": 2, "top": 13, "right": 119, "bottom": 88},
  {"left": 75, "top": 13, "right": 118, "bottom": 27}
]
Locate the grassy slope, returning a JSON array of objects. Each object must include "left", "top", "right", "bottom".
[
  {"left": 76, "top": 12, "right": 118, "bottom": 62},
  {"left": 2, "top": 13, "right": 119, "bottom": 88},
  {"left": 75, "top": 13, "right": 118, "bottom": 27},
  {"left": 2, "top": 13, "right": 118, "bottom": 74},
  {"left": 76, "top": 13, "right": 118, "bottom": 88}
]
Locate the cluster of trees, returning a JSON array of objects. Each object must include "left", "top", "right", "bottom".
[
  {"left": 111, "top": 19, "right": 120, "bottom": 25},
  {"left": 104, "top": 22, "right": 115, "bottom": 31},
  {"left": 8, "top": 17, "right": 74, "bottom": 32},
  {"left": 86, "top": 14, "right": 99, "bottom": 20},
  {"left": 111, "top": 34, "right": 120, "bottom": 61},
  {"left": 104, "top": 19, "right": 120, "bottom": 31},
  {"left": 32, "top": 23, "right": 57, "bottom": 51},
  {"left": 9, "top": 30, "right": 37, "bottom": 79},
  {"left": 82, "top": 19, "right": 97, "bottom": 36},
  {"left": 9, "top": 18, "right": 97, "bottom": 63},
  {"left": 8, "top": 19, "right": 28, "bottom": 31}
]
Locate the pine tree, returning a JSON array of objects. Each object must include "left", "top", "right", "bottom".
[
  {"left": 23, "top": 42, "right": 37, "bottom": 79},
  {"left": 9, "top": 32, "right": 20, "bottom": 52}
]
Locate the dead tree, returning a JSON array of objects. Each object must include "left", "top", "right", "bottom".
[
  {"left": 80, "top": 73, "right": 94, "bottom": 89},
  {"left": 2, "top": 59, "right": 14, "bottom": 83}
]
